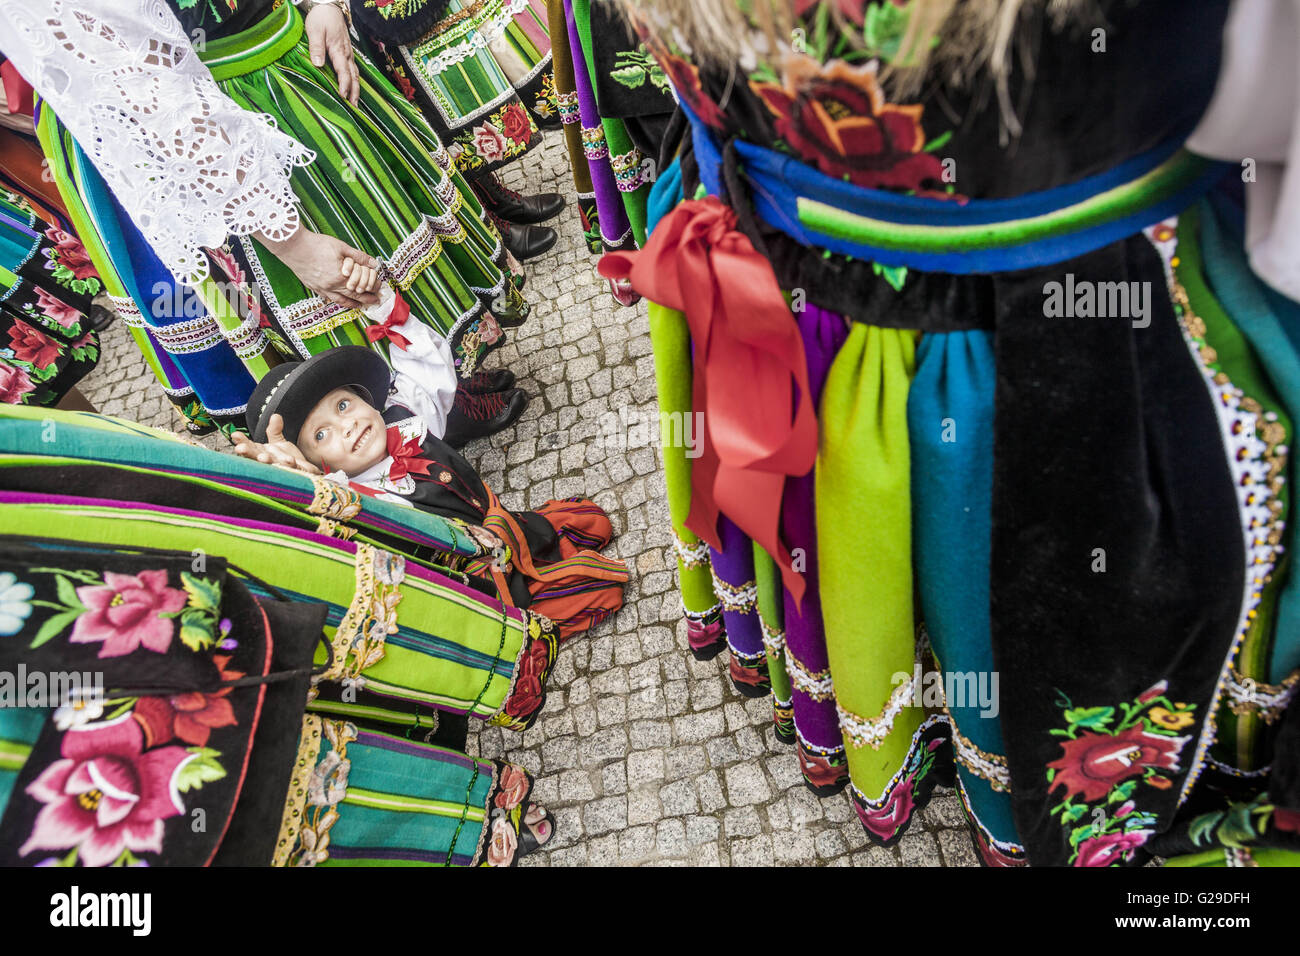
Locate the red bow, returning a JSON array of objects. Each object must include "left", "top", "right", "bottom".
[
  {"left": 363, "top": 292, "right": 412, "bottom": 350},
  {"left": 598, "top": 196, "right": 816, "bottom": 604},
  {"left": 386, "top": 426, "right": 433, "bottom": 482}
]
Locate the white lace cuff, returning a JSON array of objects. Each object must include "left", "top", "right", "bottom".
[{"left": 0, "top": 0, "right": 316, "bottom": 285}]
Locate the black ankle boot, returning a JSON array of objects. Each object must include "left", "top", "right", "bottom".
[
  {"left": 487, "top": 209, "right": 557, "bottom": 262},
  {"left": 472, "top": 172, "right": 566, "bottom": 225},
  {"left": 442, "top": 385, "right": 528, "bottom": 448},
  {"left": 463, "top": 368, "right": 516, "bottom": 394}
]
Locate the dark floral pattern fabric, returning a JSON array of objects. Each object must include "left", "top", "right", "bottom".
[{"left": 0, "top": 215, "right": 101, "bottom": 408}]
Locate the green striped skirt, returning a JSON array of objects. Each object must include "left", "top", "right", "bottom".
[
  {"left": 359, "top": 0, "right": 556, "bottom": 176},
  {"left": 277, "top": 716, "right": 539, "bottom": 866},
  {"left": 200, "top": 1, "right": 529, "bottom": 378}
]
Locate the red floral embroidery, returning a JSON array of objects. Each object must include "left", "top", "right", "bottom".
[
  {"left": 34, "top": 287, "right": 81, "bottom": 329},
  {"left": 0, "top": 362, "right": 36, "bottom": 403},
  {"left": 44, "top": 227, "right": 97, "bottom": 280},
  {"left": 502, "top": 636, "right": 550, "bottom": 720},
  {"left": 134, "top": 655, "right": 243, "bottom": 747},
  {"left": 754, "top": 55, "right": 956, "bottom": 197},
  {"left": 1047, "top": 724, "right": 1191, "bottom": 803},
  {"left": 499, "top": 103, "right": 533, "bottom": 146},
  {"left": 7, "top": 319, "right": 61, "bottom": 368}
]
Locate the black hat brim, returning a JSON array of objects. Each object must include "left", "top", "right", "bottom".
[{"left": 246, "top": 346, "right": 391, "bottom": 446}]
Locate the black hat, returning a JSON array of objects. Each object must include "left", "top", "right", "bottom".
[{"left": 245, "top": 346, "right": 391, "bottom": 445}]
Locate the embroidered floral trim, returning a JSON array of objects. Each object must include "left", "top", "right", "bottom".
[
  {"left": 1045, "top": 680, "right": 1195, "bottom": 866},
  {"left": 785, "top": 649, "right": 834, "bottom": 701},
  {"left": 1144, "top": 218, "right": 1289, "bottom": 809},
  {"left": 311, "top": 544, "right": 405, "bottom": 694},
  {"left": 946, "top": 709, "right": 1011, "bottom": 792},
  {"left": 556, "top": 91, "right": 580, "bottom": 124},
  {"left": 287, "top": 719, "right": 356, "bottom": 867},
  {"left": 729, "top": 644, "right": 766, "bottom": 667},
  {"left": 851, "top": 713, "right": 950, "bottom": 844},
  {"left": 1225, "top": 668, "right": 1298, "bottom": 723},
  {"left": 273, "top": 714, "right": 323, "bottom": 866},
  {"left": 309, "top": 477, "right": 364, "bottom": 537},
  {"left": 581, "top": 124, "right": 608, "bottom": 160},
  {"left": 710, "top": 566, "right": 756, "bottom": 613},
  {"left": 836, "top": 675, "right": 917, "bottom": 750},
  {"left": 953, "top": 772, "right": 1027, "bottom": 866},
  {"left": 672, "top": 532, "right": 710, "bottom": 568}
]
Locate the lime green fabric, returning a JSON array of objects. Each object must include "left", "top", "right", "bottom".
[
  {"left": 815, "top": 324, "right": 922, "bottom": 802},
  {"left": 648, "top": 301, "right": 714, "bottom": 615}
]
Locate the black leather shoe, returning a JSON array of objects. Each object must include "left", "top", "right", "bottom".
[
  {"left": 490, "top": 212, "right": 557, "bottom": 262},
  {"left": 89, "top": 303, "right": 116, "bottom": 333},
  {"left": 463, "top": 367, "right": 516, "bottom": 394},
  {"left": 473, "top": 173, "right": 566, "bottom": 225},
  {"left": 442, "top": 386, "right": 528, "bottom": 448}
]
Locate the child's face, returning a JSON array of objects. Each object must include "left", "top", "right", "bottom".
[{"left": 298, "top": 387, "right": 388, "bottom": 474}]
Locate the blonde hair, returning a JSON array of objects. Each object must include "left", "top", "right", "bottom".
[{"left": 614, "top": 0, "right": 1100, "bottom": 136}]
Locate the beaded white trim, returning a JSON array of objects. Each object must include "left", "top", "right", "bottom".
[
  {"left": 836, "top": 677, "right": 916, "bottom": 751},
  {"left": 785, "top": 649, "right": 833, "bottom": 701},
  {"left": 1142, "top": 218, "right": 1289, "bottom": 810},
  {"left": 672, "top": 532, "right": 710, "bottom": 568},
  {"left": 710, "top": 565, "right": 756, "bottom": 613},
  {"left": 759, "top": 616, "right": 785, "bottom": 656}
]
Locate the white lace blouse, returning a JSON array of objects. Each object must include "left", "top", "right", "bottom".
[{"left": 0, "top": 0, "right": 315, "bottom": 285}]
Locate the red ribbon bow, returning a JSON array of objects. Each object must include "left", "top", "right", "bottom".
[
  {"left": 363, "top": 292, "right": 412, "bottom": 351},
  {"left": 598, "top": 196, "right": 816, "bottom": 604},
  {"left": 386, "top": 426, "right": 433, "bottom": 482}
]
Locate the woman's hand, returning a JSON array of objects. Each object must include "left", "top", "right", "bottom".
[
  {"left": 231, "top": 413, "right": 323, "bottom": 474},
  {"left": 304, "top": 2, "right": 361, "bottom": 106},
  {"left": 255, "top": 226, "right": 381, "bottom": 308}
]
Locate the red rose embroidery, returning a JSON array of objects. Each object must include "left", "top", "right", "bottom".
[
  {"left": 754, "top": 55, "right": 956, "bottom": 198},
  {"left": 494, "top": 763, "right": 530, "bottom": 810},
  {"left": 798, "top": 745, "right": 847, "bottom": 791},
  {"left": 1047, "top": 725, "right": 1190, "bottom": 803},
  {"left": 0, "top": 362, "right": 36, "bottom": 403},
  {"left": 46, "top": 228, "right": 97, "bottom": 280},
  {"left": 472, "top": 123, "right": 507, "bottom": 163},
  {"left": 1072, "top": 829, "right": 1153, "bottom": 867},
  {"left": 7, "top": 319, "right": 61, "bottom": 369},
  {"left": 34, "top": 287, "right": 81, "bottom": 329},
  {"left": 728, "top": 654, "right": 768, "bottom": 689},
  {"left": 499, "top": 103, "right": 533, "bottom": 146},
  {"left": 855, "top": 775, "right": 916, "bottom": 840},
  {"left": 502, "top": 636, "right": 550, "bottom": 719},
  {"left": 134, "top": 655, "right": 243, "bottom": 747}
]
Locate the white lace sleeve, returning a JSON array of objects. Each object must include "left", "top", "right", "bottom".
[{"left": 0, "top": 0, "right": 316, "bottom": 285}]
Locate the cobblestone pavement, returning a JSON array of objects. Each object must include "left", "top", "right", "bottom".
[{"left": 79, "top": 132, "right": 974, "bottom": 867}]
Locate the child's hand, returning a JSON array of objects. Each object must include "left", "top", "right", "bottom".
[
  {"left": 231, "top": 414, "right": 323, "bottom": 475},
  {"left": 340, "top": 256, "right": 380, "bottom": 300}
]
